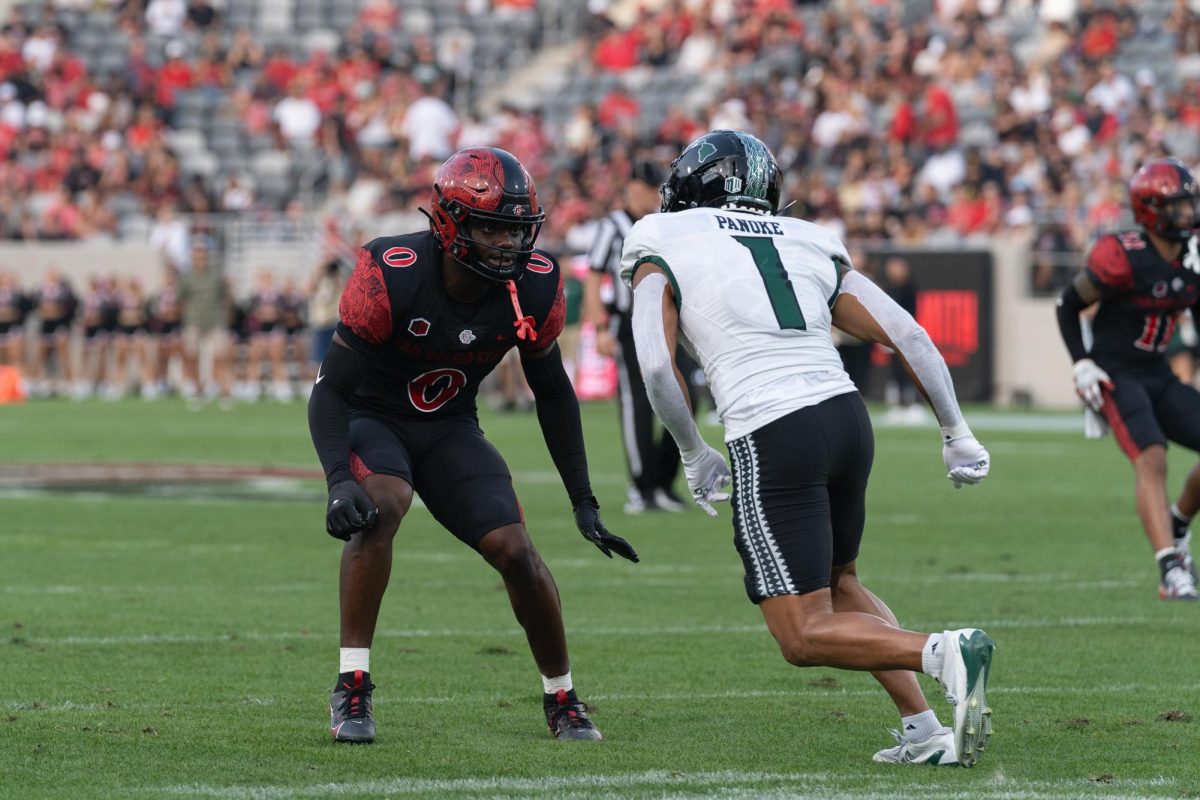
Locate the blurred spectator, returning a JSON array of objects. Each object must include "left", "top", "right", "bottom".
[
  {"left": 274, "top": 79, "right": 322, "bottom": 148},
  {"left": 399, "top": 79, "right": 458, "bottom": 161},
  {"left": 180, "top": 237, "right": 232, "bottom": 403},
  {"left": 186, "top": 0, "right": 219, "bottom": 31},
  {"left": 149, "top": 203, "right": 190, "bottom": 271},
  {"left": 29, "top": 268, "right": 76, "bottom": 397},
  {"left": 219, "top": 175, "right": 254, "bottom": 212},
  {"left": 146, "top": 0, "right": 187, "bottom": 38},
  {"left": 307, "top": 257, "right": 343, "bottom": 368}
]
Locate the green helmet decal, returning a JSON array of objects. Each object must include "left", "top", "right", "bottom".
[
  {"left": 739, "top": 133, "right": 771, "bottom": 201},
  {"left": 697, "top": 141, "right": 718, "bottom": 162}
]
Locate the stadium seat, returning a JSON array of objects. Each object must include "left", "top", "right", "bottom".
[
  {"left": 304, "top": 28, "right": 341, "bottom": 56},
  {"left": 404, "top": 8, "right": 435, "bottom": 35},
  {"left": 167, "top": 129, "right": 208, "bottom": 159},
  {"left": 118, "top": 213, "right": 153, "bottom": 241},
  {"left": 182, "top": 152, "right": 220, "bottom": 180}
]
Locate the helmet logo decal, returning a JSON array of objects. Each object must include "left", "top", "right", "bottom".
[
  {"left": 459, "top": 329, "right": 476, "bottom": 344},
  {"left": 697, "top": 142, "right": 718, "bottom": 162},
  {"left": 725, "top": 176, "right": 743, "bottom": 194},
  {"left": 408, "top": 318, "right": 431, "bottom": 337},
  {"left": 740, "top": 134, "right": 771, "bottom": 200}
]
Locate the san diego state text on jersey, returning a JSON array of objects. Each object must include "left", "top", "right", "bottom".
[
  {"left": 336, "top": 231, "right": 565, "bottom": 418},
  {"left": 1087, "top": 230, "right": 1200, "bottom": 365}
]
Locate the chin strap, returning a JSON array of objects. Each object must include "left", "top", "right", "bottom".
[{"left": 507, "top": 280, "right": 537, "bottom": 341}]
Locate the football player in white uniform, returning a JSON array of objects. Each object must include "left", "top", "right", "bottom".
[{"left": 621, "top": 131, "right": 994, "bottom": 767}]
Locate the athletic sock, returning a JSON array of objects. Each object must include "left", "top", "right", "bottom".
[
  {"left": 339, "top": 647, "right": 370, "bottom": 674},
  {"left": 541, "top": 671, "right": 572, "bottom": 695},
  {"left": 1171, "top": 505, "right": 1191, "bottom": 542},
  {"left": 900, "top": 709, "right": 940, "bottom": 742},
  {"left": 1157, "top": 546, "right": 1186, "bottom": 576},
  {"left": 921, "top": 633, "right": 945, "bottom": 681}
]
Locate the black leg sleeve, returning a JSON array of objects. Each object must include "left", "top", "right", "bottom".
[{"left": 520, "top": 343, "right": 593, "bottom": 505}]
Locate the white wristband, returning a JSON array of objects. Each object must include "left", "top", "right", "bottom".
[{"left": 939, "top": 420, "right": 971, "bottom": 442}]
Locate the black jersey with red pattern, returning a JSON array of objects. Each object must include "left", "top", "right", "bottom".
[
  {"left": 335, "top": 231, "right": 566, "bottom": 419},
  {"left": 1086, "top": 230, "right": 1200, "bottom": 368}
]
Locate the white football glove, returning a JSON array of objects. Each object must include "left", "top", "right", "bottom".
[
  {"left": 682, "top": 444, "right": 732, "bottom": 517},
  {"left": 1072, "top": 358, "right": 1112, "bottom": 412},
  {"left": 941, "top": 426, "right": 990, "bottom": 489}
]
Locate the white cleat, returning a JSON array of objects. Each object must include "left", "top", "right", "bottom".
[
  {"left": 936, "top": 628, "right": 995, "bottom": 768},
  {"left": 1176, "top": 532, "right": 1198, "bottom": 582},
  {"left": 1159, "top": 563, "right": 1199, "bottom": 600},
  {"left": 872, "top": 726, "right": 957, "bottom": 765}
]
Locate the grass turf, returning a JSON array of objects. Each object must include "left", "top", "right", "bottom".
[{"left": 1, "top": 398, "right": 1198, "bottom": 799}]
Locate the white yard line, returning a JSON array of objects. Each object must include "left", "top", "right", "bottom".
[
  {"left": 153, "top": 770, "right": 1177, "bottom": 800},
  {"left": 12, "top": 682, "right": 1199, "bottom": 714},
  {"left": 19, "top": 614, "right": 1177, "bottom": 647},
  {"left": 1, "top": 571, "right": 1148, "bottom": 595}
]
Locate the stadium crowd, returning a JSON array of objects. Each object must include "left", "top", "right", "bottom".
[{"left": 1, "top": 0, "right": 1198, "bottom": 399}]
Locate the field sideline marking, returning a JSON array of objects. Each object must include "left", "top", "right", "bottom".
[
  {"left": 1, "top": 571, "right": 1148, "bottom": 595},
  {"left": 12, "top": 683, "right": 1200, "bottom": 714},
  {"left": 19, "top": 615, "right": 1179, "bottom": 647},
  {"left": 152, "top": 770, "right": 1177, "bottom": 800}
]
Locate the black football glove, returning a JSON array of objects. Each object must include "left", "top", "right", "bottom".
[
  {"left": 573, "top": 496, "right": 639, "bottom": 562},
  {"left": 325, "top": 480, "right": 379, "bottom": 541}
]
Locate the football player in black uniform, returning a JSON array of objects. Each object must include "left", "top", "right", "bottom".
[
  {"left": 1057, "top": 157, "right": 1200, "bottom": 600},
  {"left": 308, "top": 147, "right": 637, "bottom": 744}
]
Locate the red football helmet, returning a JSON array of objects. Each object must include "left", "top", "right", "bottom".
[
  {"left": 427, "top": 147, "right": 545, "bottom": 281},
  {"left": 1130, "top": 157, "right": 1200, "bottom": 241}
]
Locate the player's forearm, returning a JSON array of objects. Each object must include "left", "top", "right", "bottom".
[
  {"left": 840, "top": 271, "right": 965, "bottom": 430},
  {"left": 307, "top": 341, "right": 369, "bottom": 489},
  {"left": 522, "top": 346, "right": 593, "bottom": 504},
  {"left": 1055, "top": 283, "right": 1090, "bottom": 363},
  {"left": 308, "top": 385, "right": 354, "bottom": 488},
  {"left": 632, "top": 274, "right": 706, "bottom": 458}
]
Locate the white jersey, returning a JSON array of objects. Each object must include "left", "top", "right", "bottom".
[{"left": 620, "top": 207, "right": 857, "bottom": 441}]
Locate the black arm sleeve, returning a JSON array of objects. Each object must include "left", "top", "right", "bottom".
[
  {"left": 520, "top": 343, "right": 593, "bottom": 505},
  {"left": 307, "top": 341, "right": 370, "bottom": 489},
  {"left": 1055, "top": 283, "right": 1090, "bottom": 363}
]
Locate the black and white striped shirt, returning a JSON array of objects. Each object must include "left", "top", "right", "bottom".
[{"left": 587, "top": 209, "right": 635, "bottom": 316}]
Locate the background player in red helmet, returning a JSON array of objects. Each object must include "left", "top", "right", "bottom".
[
  {"left": 308, "top": 147, "right": 637, "bottom": 744},
  {"left": 1056, "top": 157, "right": 1200, "bottom": 600}
]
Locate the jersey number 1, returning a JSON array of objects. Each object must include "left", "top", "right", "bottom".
[
  {"left": 1134, "top": 313, "right": 1176, "bottom": 353},
  {"left": 734, "top": 236, "right": 807, "bottom": 330}
]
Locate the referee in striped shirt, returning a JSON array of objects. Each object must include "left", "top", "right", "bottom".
[{"left": 583, "top": 159, "right": 696, "bottom": 513}]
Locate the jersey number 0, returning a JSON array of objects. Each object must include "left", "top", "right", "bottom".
[{"left": 733, "top": 236, "right": 808, "bottom": 331}]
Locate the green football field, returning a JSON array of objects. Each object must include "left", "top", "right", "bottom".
[{"left": 2, "top": 398, "right": 1198, "bottom": 799}]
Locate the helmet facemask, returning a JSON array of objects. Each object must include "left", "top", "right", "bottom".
[
  {"left": 427, "top": 147, "right": 546, "bottom": 282},
  {"left": 434, "top": 191, "right": 543, "bottom": 282}
]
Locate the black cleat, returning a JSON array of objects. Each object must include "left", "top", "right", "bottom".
[
  {"left": 330, "top": 669, "right": 376, "bottom": 743},
  {"left": 544, "top": 688, "right": 603, "bottom": 741}
]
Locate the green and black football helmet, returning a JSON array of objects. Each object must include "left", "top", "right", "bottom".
[{"left": 660, "top": 130, "right": 783, "bottom": 216}]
